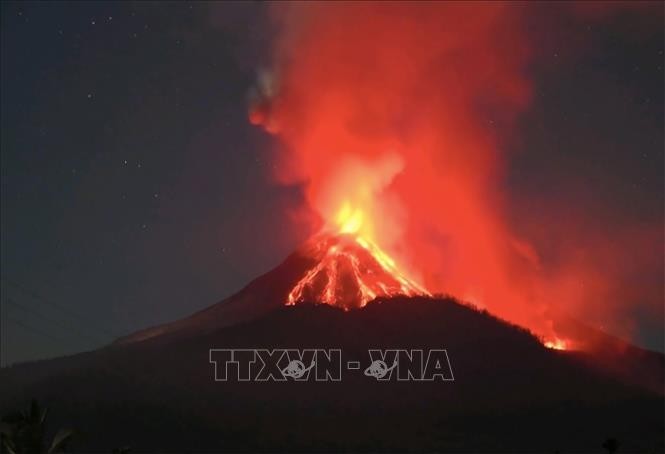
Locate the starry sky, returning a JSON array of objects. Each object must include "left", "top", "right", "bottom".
[{"left": 1, "top": 2, "right": 663, "bottom": 365}]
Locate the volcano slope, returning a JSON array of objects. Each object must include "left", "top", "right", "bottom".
[{"left": 0, "top": 297, "right": 663, "bottom": 453}]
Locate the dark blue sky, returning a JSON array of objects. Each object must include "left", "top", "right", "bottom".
[{"left": 1, "top": 2, "right": 662, "bottom": 365}]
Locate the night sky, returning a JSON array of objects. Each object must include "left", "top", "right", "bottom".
[{"left": 1, "top": 2, "right": 663, "bottom": 365}]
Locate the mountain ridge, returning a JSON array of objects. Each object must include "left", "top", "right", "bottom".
[{"left": 1, "top": 297, "right": 663, "bottom": 452}]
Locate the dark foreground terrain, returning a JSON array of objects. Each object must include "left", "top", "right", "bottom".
[{"left": 1, "top": 297, "right": 663, "bottom": 452}]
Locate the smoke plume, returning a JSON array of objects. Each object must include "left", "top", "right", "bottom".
[{"left": 249, "top": 2, "right": 662, "bottom": 348}]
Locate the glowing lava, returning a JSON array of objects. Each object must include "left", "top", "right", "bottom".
[
  {"left": 287, "top": 204, "right": 429, "bottom": 310},
  {"left": 287, "top": 204, "right": 570, "bottom": 351},
  {"left": 544, "top": 338, "right": 568, "bottom": 351}
]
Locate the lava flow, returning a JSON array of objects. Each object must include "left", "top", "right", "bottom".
[{"left": 287, "top": 205, "right": 429, "bottom": 310}]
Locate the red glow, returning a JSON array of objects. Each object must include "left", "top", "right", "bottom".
[
  {"left": 544, "top": 338, "right": 568, "bottom": 351},
  {"left": 249, "top": 3, "right": 658, "bottom": 351},
  {"left": 288, "top": 233, "right": 429, "bottom": 310}
]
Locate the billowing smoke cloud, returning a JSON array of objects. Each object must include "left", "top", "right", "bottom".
[{"left": 249, "top": 2, "right": 662, "bottom": 348}]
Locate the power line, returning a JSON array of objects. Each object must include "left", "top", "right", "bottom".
[
  {"left": 2, "top": 312, "right": 71, "bottom": 345},
  {"left": 1, "top": 312, "right": 75, "bottom": 367},
  {"left": 1, "top": 275, "right": 118, "bottom": 339},
  {"left": 2, "top": 295, "right": 107, "bottom": 345}
]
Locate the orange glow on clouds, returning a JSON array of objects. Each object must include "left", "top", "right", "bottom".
[{"left": 249, "top": 2, "right": 660, "bottom": 350}]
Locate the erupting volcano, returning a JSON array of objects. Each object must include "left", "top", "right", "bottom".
[
  {"left": 287, "top": 202, "right": 429, "bottom": 310},
  {"left": 287, "top": 233, "right": 429, "bottom": 310},
  {"left": 242, "top": 2, "right": 664, "bottom": 355}
]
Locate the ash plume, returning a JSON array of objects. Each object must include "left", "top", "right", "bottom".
[{"left": 247, "top": 2, "right": 663, "bottom": 349}]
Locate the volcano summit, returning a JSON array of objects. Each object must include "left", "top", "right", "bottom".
[{"left": 287, "top": 233, "right": 429, "bottom": 310}]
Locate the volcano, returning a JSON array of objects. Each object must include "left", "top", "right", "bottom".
[{"left": 1, "top": 238, "right": 663, "bottom": 452}]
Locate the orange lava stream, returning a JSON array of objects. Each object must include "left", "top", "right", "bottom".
[
  {"left": 286, "top": 203, "right": 569, "bottom": 351},
  {"left": 287, "top": 234, "right": 430, "bottom": 309}
]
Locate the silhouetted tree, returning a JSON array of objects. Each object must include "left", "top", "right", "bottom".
[
  {"left": 602, "top": 437, "right": 620, "bottom": 454},
  {"left": 111, "top": 447, "right": 131, "bottom": 454},
  {"left": 0, "top": 400, "right": 74, "bottom": 454}
]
